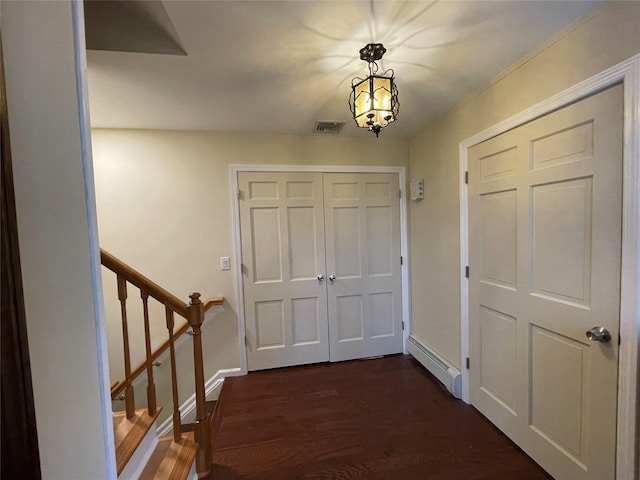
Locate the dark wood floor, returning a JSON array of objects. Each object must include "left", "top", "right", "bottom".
[{"left": 206, "top": 355, "right": 553, "bottom": 480}]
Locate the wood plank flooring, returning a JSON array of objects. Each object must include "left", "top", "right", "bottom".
[{"left": 207, "top": 355, "right": 553, "bottom": 480}]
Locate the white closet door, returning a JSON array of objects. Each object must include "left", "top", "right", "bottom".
[
  {"left": 239, "top": 172, "right": 329, "bottom": 371},
  {"left": 468, "top": 85, "right": 622, "bottom": 480},
  {"left": 323, "top": 173, "right": 403, "bottom": 362}
]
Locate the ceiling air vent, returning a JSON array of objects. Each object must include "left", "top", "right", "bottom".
[{"left": 313, "top": 121, "right": 345, "bottom": 135}]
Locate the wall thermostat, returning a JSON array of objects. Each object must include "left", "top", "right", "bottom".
[{"left": 410, "top": 178, "right": 424, "bottom": 200}]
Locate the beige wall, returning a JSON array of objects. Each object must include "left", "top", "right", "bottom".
[
  {"left": 408, "top": 1, "right": 640, "bottom": 368},
  {"left": 2, "top": 1, "right": 115, "bottom": 478},
  {"left": 91, "top": 129, "right": 408, "bottom": 403}
]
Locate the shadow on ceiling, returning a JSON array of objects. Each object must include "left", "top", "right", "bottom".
[{"left": 84, "top": 0, "right": 187, "bottom": 55}]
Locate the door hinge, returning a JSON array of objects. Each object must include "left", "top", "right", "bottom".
[
  {"left": 465, "top": 266, "right": 469, "bottom": 278},
  {"left": 400, "top": 256, "right": 403, "bottom": 265},
  {"left": 237, "top": 190, "right": 242, "bottom": 200},
  {"left": 464, "top": 171, "right": 469, "bottom": 184},
  {"left": 466, "top": 357, "right": 470, "bottom": 369},
  {"left": 399, "top": 189, "right": 402, "bottom": 199},
  {"left": 402, "top": 321, "right": 405, "bottom": 331},
  {"left": 244, "top": 335, "right": 248, "bottom": 346}
]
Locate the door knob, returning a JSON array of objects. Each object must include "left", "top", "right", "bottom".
[
  {"left": 328, "top": 274, "right": 336, "bottom": 282},
  {"left": 586, "top": 326, "right": 612, "bottom": 343},
  {"left": 317, "top": 274, "right": 324, "bottom": 282}
]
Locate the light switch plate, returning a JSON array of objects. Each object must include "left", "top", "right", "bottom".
[{"left": 220, "top": 256, "right": 230, "bottom": 271}]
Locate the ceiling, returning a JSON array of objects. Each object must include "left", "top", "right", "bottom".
[{"left": 86, "top": 0, "right": 603, "bottom": 138}]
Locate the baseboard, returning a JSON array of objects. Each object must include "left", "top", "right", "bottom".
[
  {"left": 157, "top": 367, "right": 243, "bottom": 436},
  {"left": 407, "top": 335, "right": 462, "bottom": 399}
]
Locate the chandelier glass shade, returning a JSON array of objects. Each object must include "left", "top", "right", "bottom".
[{"left": 349, "top": 43, "right": 399, "bottom": 137}]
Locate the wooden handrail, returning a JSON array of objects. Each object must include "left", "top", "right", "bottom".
[
  {"left": 110, "top": 296, "right": 224, "bottom": 399},
  {"left": 100, "top": 249, "right": 188, "bottom": 318},
  {"left": 204, "top": 296, "right": 224, "bottom": 312}
]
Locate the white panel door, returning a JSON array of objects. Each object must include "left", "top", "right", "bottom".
[
  {"left": 468, "top": 85, "right": 622, "bottom": 480},
  {"left": 239, "top": 172, "right": 329, "bottom": 371},
  {"left": 323, "top": 173, "right": 403, "bottom": 362}
]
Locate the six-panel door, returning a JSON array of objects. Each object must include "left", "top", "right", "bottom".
[
  {"left": 239, "top": 172, "right": 330, "bottom": 370},
  {"left": 468, "top": 85, "right": 622, "bottom": 480},
  {"left": 323, "top": 173, "right": 404, "bottom": 362}
]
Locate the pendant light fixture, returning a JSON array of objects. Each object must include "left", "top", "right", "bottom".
[{"left": 349, "top": 43, "right": 399, "bottom": 137}]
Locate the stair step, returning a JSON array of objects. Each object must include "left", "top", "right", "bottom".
[
  {"left": 113, "top": 408, "right": 162, "bottom": 475},
  {"left": 139, "top": 433, "right": 198, "bottom": 480}
]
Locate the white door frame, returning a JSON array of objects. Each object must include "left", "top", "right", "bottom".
[
  {"left": 459, "top": 55, "right": 640, "bottom": 480},
  {"left": 230, "top": 164, "right": 409, "bottom": 374}
]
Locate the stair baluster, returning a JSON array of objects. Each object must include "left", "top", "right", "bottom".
[
  {"left": 141, "top": 290, "right": 157, "bottom": 416},
  {"left": 165, "top": 306, "right": 183, "bottom": 443},
  {"left": 117, "top": 274, "right": 135, "bottom": 419}
]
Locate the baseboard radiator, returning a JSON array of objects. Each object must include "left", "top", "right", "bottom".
[{"left": 407, "top": 335, "right": 462, "bottom": 399}]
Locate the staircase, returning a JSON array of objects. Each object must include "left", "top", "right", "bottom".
[{"left": 102, "top": 249, "right": 224, "bottom": 479}]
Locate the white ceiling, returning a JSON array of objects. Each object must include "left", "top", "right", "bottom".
[{"left": 86, "top": 0, "right": 602, "bottom": 138}]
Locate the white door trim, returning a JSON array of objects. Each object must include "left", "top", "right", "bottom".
[
  {"left": 459, "top": 54, "right": 640, "bottom": 480},
  {"left": 230, "top": 164, "right": 409, "bottom": 374}
]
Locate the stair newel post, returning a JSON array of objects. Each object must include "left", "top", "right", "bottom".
[
  {"left": 165, "top": 306, "right": 182, "bottom": 443},
  {"left": 117, "top": 275, "right": 135, "bottom": 419},
  {"left": 141, "top": 290, "right": 157, "bottom": 416},
  {"left": 187, "top": 292, "right": 212, "bottom": 477}
]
